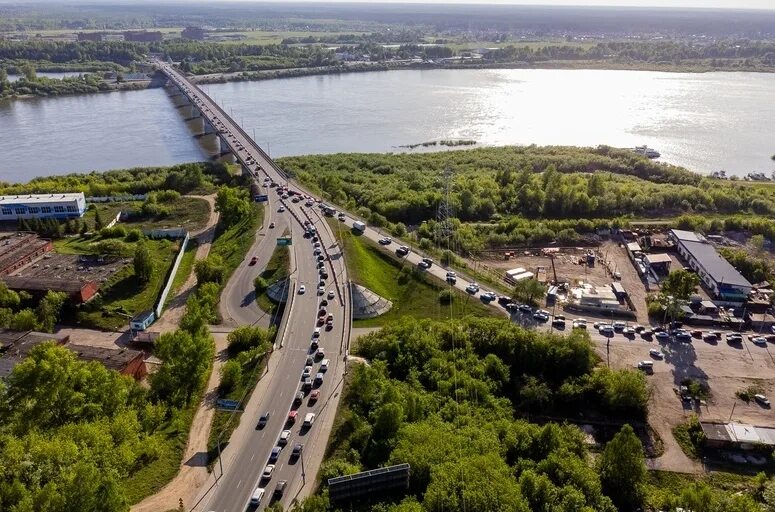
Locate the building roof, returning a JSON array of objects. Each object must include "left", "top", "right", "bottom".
[
  {"left": 0, "top": 234, "right": 50, "bottom": 273},
  {"left": 0, "top": 193, "right": 84, "bottom": 205},
  {"left": 626, "top": 242, "right": 642, "bottom": 252},
  {"left": 1, "top": 276, "right": 95, "bottom": 294},
  {"left": 132, "top": 310, "right": 155, "bottom": 323},
  {"left": 701, "top": 422, "right": 775, "bottom": 446},
  {"left": 645, "top": 253, "right": 672, "bottom": 265},
  {"left": 65, "top": 344, "right": 144, "bottom": 372},
  {"left": 681, "top": 240, "right": 752, "bottom": 289},
  {"left": 670, "top": 229, "right": 702, "bottom": 242}
]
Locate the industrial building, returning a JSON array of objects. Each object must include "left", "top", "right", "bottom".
[
  {"left": 569, "top": 283, "right": 630, "bottom": 315},
  {"left": 65, "top": 344, "right": 148, "bottom": 380},
  {"left": 122, "top": 30, "right": 164, "bottom": 42},
  {"left": 668, "top": 229, "right": 752, "bottom": 301},
  {"left": 0, "top": 276, "right": 99, "bottom": 303},
  {"left": 0, "top": 193, "right": 86, "bottom": 221},
  {"left": 0, "top": 329, "right": 69, "bottom": 378},
  {"left": 701, "top": 421, "right": 775, "bottom": 450},
  {"left": 0, "top": 233, "right": 53, "bottom": 275}
]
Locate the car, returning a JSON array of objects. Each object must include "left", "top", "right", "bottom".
[
  {"left": 317, "top": 254, "right": 325, "bottom": 262},
  {"left": 480, "top": 291, "right": 497, "bottom": 302},
  {"left": 655, "top": 331, "right": 670, "bottom": 340},
  {"left": 637, "top": 361, "right": 654, "bottom": 372},
  {"left": 727, "top": 333, "right": 743, "bottom": 343},
  {"left": 466, "top": 283, "right": 480, "bottom": 294},
  {"left": 313, "top": 242, "right": 321, "bottom": 248},
  {"left": 691, "top": 330, "right": 703, "bottom": 338},
  {"left": 274, "top": 480, "right": 287, "bottom": 499},
  {"left": 268, "top": 221, "right": 275, "bottom": 228},
  {"left": 250, "top": 487, "right": 266, "bottom": 505},
  {"left": 518, "top": 304, "right": 532, "bottom": 313},
  {"left": 287, "top": 410, "right": 298, "bottom": 425},
  {"left": 533, "top": 311, "right": 549, "bottom": 322},
  {"left": 313, "top": 327, "right": 321, "bottom": 338},
  {"left": 552, "top": 315, "right": 566, "bottom": 326},
  {"left": 446, "top": 271, "right": 457, "bottom": 283},
  {"left": 623, "top": 327, "right": 635, "bottom": 335},
  {"left": 294, "top": 391, "right": 304, "bottom": 406},
  {"left": 309, "top": 389, "right": 320, "bottom": 403},
  {"left": 298, "top": 285, "right": 306, "bottom": 294},
  {"left": 291, "top": 443, "right": 304, "bottom": 459},
  {"left": 317, "top": 285, "right": 325, "bottom": 295},
  {"left": 310, "top": 339, "right": 319, "bottom": 351},
  {"left": 320, "top": 299, "right": 328, "bottom": 307},
  {"left": 328, "top": 290, "right": 335, "bottom": 299},
  {"left": 279, "top": 430, "right": 291, "bottom": 445},
  {"left": 269, "top": 446, "right": 282, "bottom": 462},
  {"left": 378, "top": 237, "right": 392, "bottom": 245},
  {"left": 613, "top": 321, "right": 626, "bottom": 330},
  {"left": 257, "top": 412, "right": 270, "bottom": 429},
  {"left": 702, "top": 333, "right": 717, "bottom": 342},
  {"left": 338, "top": 213, "right": 346, "bottom": 221},
  {"left": 301, "top": 377, "right": 312, "bottom": 391},
  {"left": 320, "top": 271, "right": 329, "bottom": 280},
  {"left": 249, "top": 256, "right": 258, "bottom": 265},
  {"left": 326, "top": 314, "right": 334, "bottom": 324},
  {"left": 313, "top": 248, "right": 321, "bottom": 256},
  {"left": 754, "top": 394, "right": 771, "bottom": 407},
  {"left": 316, "top": 348, "right": 325, "bottom": 359},
  {"left": 649, "top": 348, "right": 663, "bottom": 359},
  {"left": 314, "top": 372, "right": 324, "bottom": 385},
  {"left": 262, "top": 464, "right": 275, "bottom": 480},
  {"left": 396, "top": 246, "right": 410, "bottom": 256},
  {"left": 278, "top": 206, "right": 285, "bottom": 212},
  {"left": 599, "top": 324, "right": 614, "bottom": 334},
  {"left": 640, "top": 328, "right": 654, "bottom": 337},
  {"left": 572, "top": 321, "right": 587, "bottom": 329},
  {"left": 317, "top": 316, "right": 326, "bottom": 327},
  {"left": 320, "top": 358, "right": 329, "bottom": 371},
  {"left": 302, "top": 365, "right": 313, "bottom": 379},
  {"left": 303, "top": 413, "right": 316, "bottom": 427},
  {"left": 418, "top": 260, "right": 430, "bottom": 269},
  {"left": 751, "top": 336, "right": 768, "bottom": 346}
]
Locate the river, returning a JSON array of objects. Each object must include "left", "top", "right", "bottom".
[{"left": 1, "top": 68, "right": 773, "bottom": 182}]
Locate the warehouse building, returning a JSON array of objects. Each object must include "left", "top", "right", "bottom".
[
  {"left": 701, "top": 421, "right": 775, "bottom": 450},
  {"left": 668, "top": 229, "right": 752, "bottom": 301},
  {"left": 0, "top": 233, "right": 53, "bottom": 275},
  {"left": 65, "top": 344, "right": 148, "bottom": 380},
  {"left": 0, "top": 276, "right": 99, "bottom": 303},
  {"left": 0, "top": 329, "right": 69, "bottom": 378},
  {"left": 0, "top": 193, "right": 86, "bottom": 221}
]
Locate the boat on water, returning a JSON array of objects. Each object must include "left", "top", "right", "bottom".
[{"left": 632, "top": 145, "right": 660, "bottom": 159}]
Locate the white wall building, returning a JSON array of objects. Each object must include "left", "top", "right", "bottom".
[{"left": 0, "top": 193, "right": 86, "bottom": 221}]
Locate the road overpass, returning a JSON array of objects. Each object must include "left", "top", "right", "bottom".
[{"left": 158, "top": 62, "right": 351, "bottom": 511}]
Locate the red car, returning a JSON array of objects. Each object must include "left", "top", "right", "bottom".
[
  {"left": 287, "top": 411, "right": 298, "bottom": 425},
  {"left": 249, "top": 256, "right": 258, "bottom": 266},
  {"left": 309, "top": 390, "right": 320, "bottom": 403}
]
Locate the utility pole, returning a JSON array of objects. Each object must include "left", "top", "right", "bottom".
[{"left": 300, "top": 445, "right": 307, "bottom": 485}]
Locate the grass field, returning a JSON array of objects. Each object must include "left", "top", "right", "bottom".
[
  {"left": 255, "top": 243, "right": 290, "bottom": 314},
  {"left": 330, "top": 220, "right": 498, "bottom": 327},
  {"left": 83, "top": 196, "right": 211, "bottom": 234},
  {"left": 164, "top": 239, "right": 198, "bottom": 308}
]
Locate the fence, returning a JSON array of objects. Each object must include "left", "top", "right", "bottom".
[
  {"left": 104, "top": 211, "right": 122, "bottom": 229},
  {"left": 154, "top": 231, "right": 190, "bottom": 318},
  {"left": 86, "top": 194, "right": 147, "bottom": 203}
]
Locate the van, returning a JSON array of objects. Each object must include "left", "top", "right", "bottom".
[
  {"left": 613, "top": 321, "right": 626, "bottom": 330},
  {"left": 637, "top": 361, "right": 654, "bottom": 371},
  {"left": 320, "top": 359, "right": 329, "bottom": 372},
  {"left": 250, "top": 486, "right": 265, "bottom": 505},
  {"left": 303, "top": 413, "right": 316, "bottom": 427}
]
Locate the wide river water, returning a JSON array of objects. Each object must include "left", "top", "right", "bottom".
[{"left": 1, "top": 68, "right": 773, "bottom": 182}]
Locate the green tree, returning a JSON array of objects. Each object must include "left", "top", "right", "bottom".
[
  {"left": 219, "top": 359, "right": 242, "bottom": 394},
  {"left": 215, "top": 187, "right": 252, "bottom": 227},
  {"left": 511, "top": 278, "right": 546, "bottom": 305},
  {"left": 94, "top": 208, "right": 105, "bottom": 230},
  {"left": 227, "top": 325, "right": 271, "bottom": 354},
  {"left": 195, "top": 254, "right": 226, "bottom": 284},
  {"left": 133, "top": 241, "right": 153, "bottom": 284},
  {"left": 36, "top": 291, "right": 67, "bottom": 332},
  {"left": 0, "top": 280, "right": 20, "bottom": 309},
  {"left": 19, "top": 62, "right": 37, "bottom": 81},
  {"left": 751, "top": 234, "right": 766, "bottom": 252},
  {"left": 599, "top": 424, "right": 646, "bottom": 510},
  {"left": 10, "top": 308, "right": 39, "bottom": 331},
  {"left": 151, "top": 329, "right": 214, "bottom": 407},
  {"left": 661, "top": 269, "right": 700, "bottom": 300}
]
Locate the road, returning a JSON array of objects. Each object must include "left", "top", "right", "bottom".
[{"left": 158, "top": 63, "right": 350, "bottom": 511}]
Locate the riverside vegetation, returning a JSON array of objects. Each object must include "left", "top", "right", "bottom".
[
  {"left": 295, "top": 316, "right": 769, "bottom": 512},
  {"left": 279, "top": 145, "right": 775, "bottom": 254}
]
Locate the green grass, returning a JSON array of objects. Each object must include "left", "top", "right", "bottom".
[
  {"left": 164, "top": 239, "right": 198, "bottom": 308},
  {"left": 255, "top": 243, "right": 290, "bottom": 314},
  {"left": 672, "top": 423, "right": 701, "bottom": 460},
  {"left": 84, "top": 196, "right": 211, "bottom": 234},
  {"left": 210, "top": 203, "right": 263, "bottom": 286},
  {"left": 644, "top": 470, "right": 767, "bottom": 511},
  {"left": 123, "top": 406, "right": 196, "bottom": 505},
  {"left": 330, "top": 220, "right": 498, "bottom": 327}
]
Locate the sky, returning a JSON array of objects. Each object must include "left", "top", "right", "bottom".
[{"left": 219, "top": 0, "right": 775, "bottom": 9}]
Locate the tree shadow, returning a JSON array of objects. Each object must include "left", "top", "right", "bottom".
[
  {"left": 184, "top": 451, "right": 209, "bottom": 467},
  {"left": 241, "top": 290, "right": 256, "bottom": 307}
]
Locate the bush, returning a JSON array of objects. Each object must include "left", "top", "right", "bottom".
[
  {"left": 438, "top": 289, "right": 454, "bottom": 304},
  {"left": 219, "top": 359, "right": 242, "bottom": 394},
  {"left": 124, "top": 228, "right": 143, "bottom": 242},
  {"left": 254, "top": 276, "right": 268, "bottom": 294},
  {"left": 195, "top": 254, "right": 226, "bottom": 285},
  {"left": 99, "top": 225, "right": 126, "bottom": 238}
]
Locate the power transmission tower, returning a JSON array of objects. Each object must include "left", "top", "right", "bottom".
[{"left": 435, "top": 167, "right": 455, "bottom": 250}]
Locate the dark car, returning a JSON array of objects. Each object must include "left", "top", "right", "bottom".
[
  {"left": 257, "top": 412, "right": 270, "bottom": 429},
  {"left": 294, "top": 391, "right": 304, "bottom": 406},
  {"left": 274, "top": 480, "right": 287, "bottom": 499},
  {"left": 269, "top": 446, "right": 282, "bottom": 462},
  {"left": 291, "top": 444, "right": 304, "bottom": 459}
]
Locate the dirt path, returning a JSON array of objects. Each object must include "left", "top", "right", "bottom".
[
  {"left": 131, "top": 195, "right": 224, "bottom": 512},
  {"left": 152, "top": 194, "right": 218, "bottom": 334}
]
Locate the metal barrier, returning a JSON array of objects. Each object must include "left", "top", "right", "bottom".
[{"left": 154, "top": 231, "right": 190, "bottom": 318}]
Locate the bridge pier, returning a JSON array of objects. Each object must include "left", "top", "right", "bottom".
[
  {"left": 199, "top": 132, "right": 221, "bottom": 157},
  {"left": 178, "top": 103, "right": 201, "bottom": 121},
  {"left": 217, "top": 134, "right": 236, "bottom": 163}
]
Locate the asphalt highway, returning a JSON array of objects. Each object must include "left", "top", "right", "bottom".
[{"left": 158, "top": 63, "right": 350, "bottom": 511}]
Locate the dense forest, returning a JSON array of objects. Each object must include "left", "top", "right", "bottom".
[
  {"left": 279, "top": 146, "right": 775, "bottom": 251},
  {"left": 303, "top": 316, "right": 765, "bottom": 512}
]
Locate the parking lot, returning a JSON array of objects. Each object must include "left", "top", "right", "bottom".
[{"left": 14, "top": 253, "right": 129, "bottom": 283}]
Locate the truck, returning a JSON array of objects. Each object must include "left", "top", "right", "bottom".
[{"left": 352, "top": 221, "right": 366, "bottom": 234}]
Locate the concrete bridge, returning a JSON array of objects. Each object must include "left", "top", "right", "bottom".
[{"left": 157, "top": 62, "right": 286, "bottom": 178}]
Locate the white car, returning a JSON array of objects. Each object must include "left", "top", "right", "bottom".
[
  {"left": 278, "top": 206, "right": 285, "bottom": 212},
  {"left": 250, "top": 487, "right": 266, "bottom": 505},
  {"left": 751, "top": 336, "right": 768, "bottom": 346},
  {"left": 466, "top": 283, "right": 480, "bottom": 294},
  {"left": 649, "top": 348, "right": 663, "bottom": 359},
  {"left": 317, "top": 285, "right": 325, "bottom": 295},
  {"left": 279, "top": 430, "right": 291, "bottom": 445},
  {"left": 298, "top": 285, "right": 306, "bottom": 294},
  {"left": 262, "top": 464, "right": 275, "bottom": 480},
  {"left": 327, "top": 290, "right": 335, "bottom": 299}
]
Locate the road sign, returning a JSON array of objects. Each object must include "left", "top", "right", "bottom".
[
  {"left": 216, "top": 399, "right": 241, "bottom": 410},
  {"left": 329, "top": 463, "right": 410, "bottom": 502},
  {"left": 254, "top": 194, "right": 268, "bottom": 202},
  {"left": 277, "top": 236, "right": 292, "bottom": 246}
]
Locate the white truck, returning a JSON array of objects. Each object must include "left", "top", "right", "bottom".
[{"left": 352, "top": 221, "right": 366, "bottom": 234}]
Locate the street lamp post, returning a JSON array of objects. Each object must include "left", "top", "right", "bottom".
[{"left": 300, "top": 445, "right": 307, "bottom": 485}]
